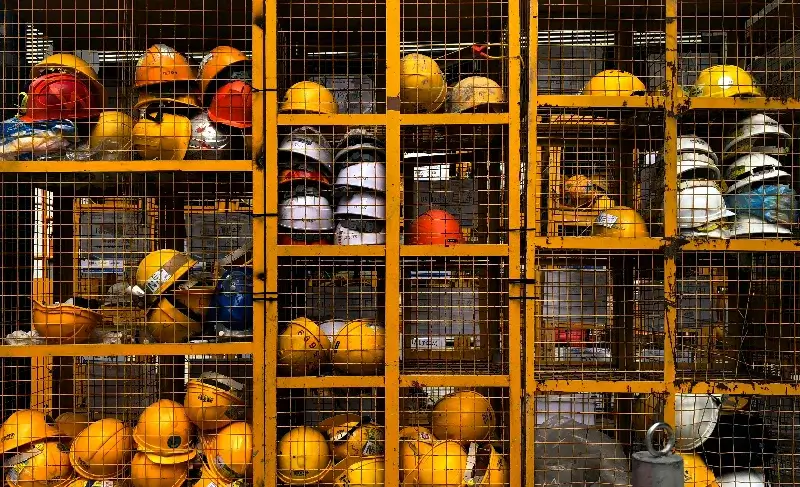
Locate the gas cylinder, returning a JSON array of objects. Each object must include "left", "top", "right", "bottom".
[{"left": 632, "top": 422, "right": 684, "bottom": 487}]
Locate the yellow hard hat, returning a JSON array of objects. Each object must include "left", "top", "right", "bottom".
[
  {"left": 135, "top": 44, "right": 196, "bottom": 89},
  {"left": 133, "top": 91, "right": 201, "bottom": 110},
  {"left": 277, "top": 426, "right": 332, "bottom": 485},
  {"left": 0, "top": 410, "right": 62, "bottom": 455},
  {"left": 31, "top": 301, "right": 102, "bottom": 344},
  {"left": 279, "top": 81, "right": 338, "bottom": 115},
  {"left": 133, "top": 400, "right": 196, "bottom": 463},
  {"left": 680, "top": 453, "right": 719, "bottom": 487},
  {"left": 399, "top": 426, "right": 437, "bottom": 480},
  {"left": 69, "top": 418, "right": 133, "bottom": 480},
  {"left": 184, "top": 372, "right": 246, "bottom": 431},
  {"left": 405, "top": 440, "right": 468, "bottom": 487},
  {"left": 145, "top": 296, "right": 204, "bottom": 343},
  {"left": 447, "top": 76, "right": 505, "bottom": 113},
  {"left": 591, "top": 205, "right": 649, "bottom": 238},
  {"left": 277, "top": 317, "right": 331, "bottom": 376},
  {"left": 132, "top": 111, "right": 192, "bottom": 161},
  {"left": 318, "top": 414, "right": 385, "bottom": 461},
  {"left": 430, "top": 391, "right": 496, "bottom": 444},
  {"left": 186, "top": 463, "right": 237, "bottom": 487},
  {"left": 562, "top": 174, "right": 611, "bottom": 209},
  {"left": 5, "top": 441, "right": 73, "bottom": 487},
  {"left": 582, "top": 69, "right": 647, "bottom": 96},
  {"left": 202, "top": 422, "right": 252, "bottom": 480},
  {"left": 463, "top": 443, "right": 509, "bottom": 487},
  {"left": 331, "top": 319, "right": 385, "bottom": 375},
  {"left": 332, "top": 457, "right": 385, "bottom": 487},
  {"left": 400, "top": 54, "right": 446, "bottom": 113},
  {"left": 135, "top": 250, "right": 197, "bottom": 297},
  {"left": 89, "top": 111, "right": 133, "bottom": 152},
  {"left": 130, "top": 452, "right": 188, "bottom": 487},
  {"left": 198, "top": 46, "right": 250, "bottom": 95},
  {"left": 692, "top": 65, "right": 763, "bottom": 98},
  {"left": 54, "top": 412, "right": 91, "bottom": 439},
  {"left": 32, "top": 53, "right": 105, "bottom": 100}
]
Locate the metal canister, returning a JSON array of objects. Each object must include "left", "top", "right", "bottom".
[{"left": 632, "top": 422, "right": 683, "bottom": 487}]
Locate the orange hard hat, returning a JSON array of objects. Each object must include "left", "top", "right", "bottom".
[
  {"left": 198, "top": 46, "right": 250, "bottom": 95},
  {"left": 19, "top": 74, "right": 101, "bottom": 122},
  {"left": 405, "top": 209, "right": 463, "bottom": 245},
  {"left": 208, "top": 81, "right": 253, "bottom": 129},
  {"left": 135, "top": 45, "right": 196, "bottom": 89}
]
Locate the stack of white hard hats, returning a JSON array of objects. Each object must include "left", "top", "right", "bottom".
[
  {"left": 277, "top": 127, "right": 336, "bottom": 245},
  {"left": 671, "top": 136, "right": 735, "bottom": 239},
  {"left": 333, "top": 128, "right": 387, "bottom": 245},
  {"left": 722, "top": 115, "right": 796, "bottom": 238}
]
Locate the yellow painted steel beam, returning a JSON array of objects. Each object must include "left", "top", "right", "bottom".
[
  {"left": 677, "top": 382, "right": 800, "bottom": 395},
  {"left": 536, "top": 95, "right": 665, "bottom": 109},
  {"left": 384, "top": 0, "right": 401, "bottom": 483},
  {"left": 278, "top": 376, "right": 385, "bottom": 389},
  {"left": 663, "top": 0, "right": 679, "bottom": 431},
  {"left": 526, "top": 1, "right": 539, "bottom": 485},
  {"left": 275, "top": 245, "right": 386, "bottom": 257},
  {"left": 0, "top": 342, "right": 253, "bottom": 357},
  {"left": 506, "top": 0, "right": 523, "bottom": 480},
  {"left": 532, "top": 236, "right": 663, "bottom": 250},
  {"left": 399, "top": 113, "right": 510, "bottom": 125},
  {"left": 685, "top": 97, "right": 800, "bottom": 110},
  {"left": 398, "top": 375, "right": 511, "bottom": 387},
  {"left": 0, "top": 161, "right": 253, "bottom": 173},
  {"left": 399, "top": 244, "right": 509, "bottom": 257},
  {"left": 277, "top": 114, "right": 387, "bottom": 126},
  {"left": 535, "top": 380, "right": 668, "bottom": 394},
  {"left": 681, "top": 239, "right": 800, "bottom": 252},
  {"left": 255, "top": 0, "right": 278, "bottom": 483}
]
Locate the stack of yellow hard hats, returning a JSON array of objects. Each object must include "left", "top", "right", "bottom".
[
  {"left": 136, "top": 249, "right": 213, "bottom": 343},
  {"left": 132, "top": 44, "right": 198, "bottom": 160},
  {"left": 0, "top": 409, "right": 74, "bottom": 487}
]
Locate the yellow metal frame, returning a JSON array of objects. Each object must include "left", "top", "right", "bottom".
[{"left": 5, "top": 0, "right": 800, "bottom": 485}]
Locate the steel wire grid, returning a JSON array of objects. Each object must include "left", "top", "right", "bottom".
[{"left": 528, "top": 1, "right": 800, "bottom": 487}]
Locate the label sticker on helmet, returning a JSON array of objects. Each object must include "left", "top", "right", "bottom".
[
  {"left": 361, "top": 440, "right": 384, "bottom": 456},
  {"left": 145, "top": 269, "right": 173, "bottom": 294},
  {"left": 594, "top": 213, "right": 618, "bottom": 228},
  {"left": 167, "top": 435, "right": 183, "bottom": 449}
]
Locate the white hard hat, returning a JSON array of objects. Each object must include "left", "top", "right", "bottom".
[
  {"left": 319, "top": 319, "right": 348, "bottom": 344},
  {"left": 674, "top": 393, "right": 723, "bottom": 450},
  {"left": 730, "top": 215, "right": 793, "bottom": 238},
  {"left": 678, "top": 180, "right": 735, "bottom": 229},
  {"left": 334, "top": 222, "right": 386, "bottom": 245},
  {"left": 334, "top": 162, "right": 387, "bottom": 193},
  {"left": 335, "top": 193, "right": 386, "bottom": 219},
  {"left": 680, "top": 221, "right": 731, "bottom": 239},
  {"left": 676, "top": 135, "right": 719, "bottom": 164},
  {"left": 723, "top": 113, "right": 791, "bottom": 158},
  {"left": 333, "top": 128, "right": 386, "bottom": 165},
  {"left": 716, "top": 470, "right": 768, "bottom": 487},
  {"left": 678, "top": 152, "right": 722, "bottom": 182},
  {"left": 186, "top": 111, "right": 231, "bottom": 160},
  {"left": 278, "top": 126, "right": 334, "bottom": 172},
  {"left": 725, "top": 153, "right": 791, "bottom": 194},
  {"left": 278, "top": 194, "right": 334, "bottom": 232}
]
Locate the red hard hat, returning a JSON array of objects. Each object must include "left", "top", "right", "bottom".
[
  {"left": 277, "top": 233, "right": 332, "bottom": 245},
  {"left": 19, "top": 73, "right": 101, "bottom": 122},
  {"left": 278, "top": 168, "right": 331, "bottom": 186},
  {"left": 208, "top": 80, "right": 253, "bottom": 128},
  {"left": 406, "top": 209, "right": 463, "bottom": 245}
]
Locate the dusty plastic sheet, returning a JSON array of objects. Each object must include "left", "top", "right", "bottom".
[{"left": 534, "top": 417, "right": 631, "bottom": 487}]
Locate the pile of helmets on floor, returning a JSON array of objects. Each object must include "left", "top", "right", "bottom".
[
  {"left": 131, "top": 44, "right": 253, "bottom": 161},
  {"left": 0, "top": 374, "right": 251, "bottom": 487},
  {"left": 277, "top": 390, "right": 508, "bottom": 486}
]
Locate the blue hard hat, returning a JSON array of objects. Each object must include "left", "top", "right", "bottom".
[{"left": 211, "top": 266, "right": 253, "bottom": 334}]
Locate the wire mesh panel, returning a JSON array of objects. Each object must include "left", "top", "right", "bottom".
[{"left": 537, "top": 1, "right": 665, "bottom": 95}]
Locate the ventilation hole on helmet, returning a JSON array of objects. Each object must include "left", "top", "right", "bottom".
[{"left": 167, "top": 435, "right": 182, "bottom": 449}]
